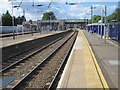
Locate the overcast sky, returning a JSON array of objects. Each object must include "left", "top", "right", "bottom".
[{"left": 0, "top": 0, "right": 119, "bottom": 21}]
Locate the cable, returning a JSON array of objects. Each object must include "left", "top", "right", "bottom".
[
  {"left": 48, "top": 0, "right": 54, "bottom": 8},
  {"left": 58, "top": 1, "right": 73, "bottom": 19},
  {"left": 18, "top": 0, "right": 24, "bottom": 7}
]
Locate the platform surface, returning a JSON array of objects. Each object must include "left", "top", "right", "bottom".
[
  {"left": 57, "top": 29, "right": 119, "bottom": 89},
  {"left": 57, "top": 30, "right": 108, "bottom": 88},
  {"left": 84, "top": 30, "right": 119, "bottom": 88},
  {"left": 0, "top": 31, "right": 62, "bottom": 47}
]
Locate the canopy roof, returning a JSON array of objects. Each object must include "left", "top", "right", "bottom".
[{"left": 87, "top": 22, "right": 105, "bottom": 26}]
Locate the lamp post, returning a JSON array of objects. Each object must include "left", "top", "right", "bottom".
[
  {"left": 90, "top": 6, "right": 96, "bottom": 32},
  {"left": 49, "top": 16, "right": 51, "bottom": 31},
  {"left": 36, "top": 11, "right": 43, "bottom": 34},
  {"left": 11, "top": 0, "right": 16, "bottom": 39},
  {"left": 86, "top": 14, "right": 91, "bottom": 30},
  {"left": 104, "top": 5, "right": 107, "bottom": 43},
  {"left": 101, "top": 10, "right": 104, "bottom": 39},
  {"left": 8, "top": 0, "right": 18, "bottom": 39},
  {"left": 22, "top": 9, "right": 25, "bottom": 34},
  {"left": 100, "top": 5, "right": 107, "bottom": 43},
  {"left": 13, "top": 5, "right": 26, "bottom": 35}
]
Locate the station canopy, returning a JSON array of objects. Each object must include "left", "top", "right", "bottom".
[{"left": 87, "top": 22, "right": 105, "bottom": 26}]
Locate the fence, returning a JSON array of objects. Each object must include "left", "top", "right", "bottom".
[
  {"left": 87, "top": 23, "right": 120, "bottom": 42},
  {"left": 108, "top": 24, "right": 120, "bottom": 42}
]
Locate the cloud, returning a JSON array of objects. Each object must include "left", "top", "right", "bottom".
[
  {"left": 92, "top": 4, "right": 117, "bottom": 15},
  {"left": 70, "top": 13, "right": 85, "bottom": 18},
  {"left": 70, "top": 5, "right": 90, "bottom": 12},
  {"left": 68, "top": 3, "right": 117, "bottom": 19},
  {"left": 69, "top": 5, "right": 91, "bottom": 19},
  {"left": 0, "top": 0, "right": 11, "bottom": 15},
  {"left": 0, "top": 0, "right": 119, "bottom": 20}
]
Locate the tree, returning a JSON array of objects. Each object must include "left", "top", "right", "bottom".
[
  {"left": 115, "top": 8, "right": 120, "bottom": 21},
  {"left": 42, "top": 12, "right": 57, "bottom": 20},
  {"left": 2, "top": 10, "right": 12, "bottom": 26},
  {"left": 2, "top": 10, "right": 26, "bottom": 26},
  {"left": 88, "top": 15, "right": 101, "bottom": 24},
  {"left": 107, "top": 8, "right": 120, "bottom": 23},
  {"left": 29, "top": 20, "right": 32, "bottom": 24},
  {"left": 16, "top": 16, "right": 26, "bottom": 25},
  {"left": 94, "top": 15, "right": 101, "bottom": 23}
]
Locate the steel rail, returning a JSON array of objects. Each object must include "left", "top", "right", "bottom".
[
  {"left": 10, "top": 32, "right": 75, "bottom": 90},
  {"left": 1, "top": 32, "right": 70, "bottom": 73},
  {"left": 48, "top": 31, "right": 78, "bottom": 90}
]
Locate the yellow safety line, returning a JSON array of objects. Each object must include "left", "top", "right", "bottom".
[{"left": 81, "top": 30, "right": 109, "bottom": 89}]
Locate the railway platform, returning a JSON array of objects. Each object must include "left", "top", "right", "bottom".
[
  {"left": 0, "top": 31, "right": 62, "bottom": 47},
  {"left": 57, "top": 29, "right": 119, "bottom": 89}
]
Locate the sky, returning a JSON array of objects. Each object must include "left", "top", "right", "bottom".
[{"left": 0, "top": 0, "right": 120, "bottom": 21}]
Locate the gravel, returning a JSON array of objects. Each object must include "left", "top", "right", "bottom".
[
  {"left": 20, "top": 32, "right": 77, "bottom": 89},
  {"left": 3, "top": 32, "right": 74, "bottom": 88}
]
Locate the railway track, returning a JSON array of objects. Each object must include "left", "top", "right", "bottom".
[
  {"left": 2, "top": 30, "right": 77, "bottom": 89},
  {"left": 2, "top": 31, "right": 71, "bottom": 70}
]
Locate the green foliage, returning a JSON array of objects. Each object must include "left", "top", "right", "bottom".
[
  {"left": 42, "top": 12, "right": 57, "bottom": 20},
  {"left": 88, "top": 15, "right": 101, "bottom": 24},
  {"left": 2, "top": 10, "right": 12, "bottom": 26},
  {"left": 2, "top": 10, "right": 26, "bottom": 26},
  {"left": 93, "top": 15, "right": 101, "bottom": 23},
  {"left": 16, "top": 16, "right": 26, "bottom": 25},
  {"left": 107, "top": 8, "right": 120, "bottom": 24},
  {"left": 89, "top": 8, "right": 120, "bottom": 24}
]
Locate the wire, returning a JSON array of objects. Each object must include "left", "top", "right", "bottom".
[
  {"left": 18, "top": 0, "right": 24, "bottom": 7},
  {"left": 66, "top": 0, "right": 68, "bottom": 4},
  {"left": 48, "top": 0, "right": 54, "bottom": 8},
  {"left": 58, "top": 1, "right": 73, "bottom": 19}
]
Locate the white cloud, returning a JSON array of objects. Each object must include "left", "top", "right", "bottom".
[
  {"left": 0, "top": 0, "right": 119, "bottom": 20},
  {"left": 69, "top": 5, "right": 91, "bottom": 18},
  {"left": 70, "top": 5, "right": 90, "bottom": 12},
  {"left": 93, "top": 4, "right": 117, "bottom": 15},
  {"left": 33, "top": 0, "right": 119, "bottom": 2},
  {"left": 70, "top": 13, "right": 85, "bottom": 18},
  {"left": 0, "top": 0, "right": 11, "bottom": 15},
  {"left": 68, "top": 3, "right": 117, "bottom": 19}
]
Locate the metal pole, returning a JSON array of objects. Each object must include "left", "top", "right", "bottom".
[
  {"left": 31, "top": 25, "right": 33, "bottom": 36},
  {"left": 49, "top": 16, "right": 50, "bottom": 31},
  {"left": 104, "top": 6, "right": 107, "bottom": 43},
  {"left": 22, "top": 9, "right": 25, "bottom": 34},
  {"left": 98, "top": 24, "right": 99, "bottom": 35},
  {"left": 12, "top": 0, "right": 15, "bottom": 39},
  {"left": 86, "top": 18, "right": 88, "bottom": 30},
  {"left": 91, "top": 6, "right": 93, "bottom": 32},
  {"left": 49, "top": 16, "right": 51, "bottom": 31},
  {"left": 101, "top": 10, "right": 103, "bottom": 39}
]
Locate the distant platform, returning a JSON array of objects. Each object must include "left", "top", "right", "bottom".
[{"left": 0, "top": 31, "right": 63, "bottom": 48}]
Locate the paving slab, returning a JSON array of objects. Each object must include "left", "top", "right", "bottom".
[{"left": 57, "top": 30, "right": 104, "bottom": 88}]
